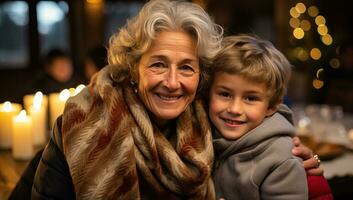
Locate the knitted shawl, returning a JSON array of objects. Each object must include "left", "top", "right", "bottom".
[{"left": 61, "top": 65, "right": 215, "bottom": 200}]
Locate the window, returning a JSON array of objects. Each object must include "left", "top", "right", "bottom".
[
  {"left": 104, "top": 1, "right": 142, "bottom": 43},
  {"left": 37, "top": 1, "right": 69, "bottom": 55},
  {"left": 0, "top": 1, "right": 29, "bottom": 69}
]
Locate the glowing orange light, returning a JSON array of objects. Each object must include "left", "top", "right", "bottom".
[
  {"left": 308, "top": 6, "right": 319, "bottom": 17},
  {"left": 300, "top": 20, "right": 311, "bottom": 31},
  {"left": 290, "top": 18, "right": 300, "bottom": 28},
  {"left": 321, "top": 34, "right": 333, "bottom": 46},
  {"left": 293, "top": 28, "right": 305, "bottom": 39},
  {"left": 310, "top": 48, "right": 321, "bottom": 60},
  {"left": 329, "top": 58, "right": 340, "bottom": 69},
  {"left": 313, "top": 79, "right": 324, "bottom": 89}
]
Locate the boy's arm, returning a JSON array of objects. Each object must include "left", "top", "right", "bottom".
[{"left": 260, "top": 158, "right": 308, "bottom": 200}]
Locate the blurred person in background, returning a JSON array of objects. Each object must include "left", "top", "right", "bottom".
[
  {"left": 83, "top": 45, "right": 108, "bottom": 84},
  {"left": 32, "top": 49, "right": 81, "bottom": 94}
]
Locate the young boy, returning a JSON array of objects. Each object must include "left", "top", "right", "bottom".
[{"left": 210, "top": 35, "right": 308, "bottom": 199}]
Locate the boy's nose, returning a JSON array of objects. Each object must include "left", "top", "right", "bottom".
[{"left": 227, "top": 99, "right": 243, "bottom": 115}]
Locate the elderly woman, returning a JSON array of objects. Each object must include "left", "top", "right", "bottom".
[{"left": 10, "top": 0, "right": 322, "bottom": 200}]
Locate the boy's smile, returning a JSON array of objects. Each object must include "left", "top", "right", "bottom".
[{"left": 209, "top": 72, "right": 277, "bottom": 140}]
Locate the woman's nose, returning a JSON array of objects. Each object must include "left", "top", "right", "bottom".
[{"left": 164, "top": 68, "right": 180, "bottom": 90}]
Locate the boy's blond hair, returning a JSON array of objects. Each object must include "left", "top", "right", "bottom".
[{"left": 212, "top": 34, "right": 292, "bottom": 107}]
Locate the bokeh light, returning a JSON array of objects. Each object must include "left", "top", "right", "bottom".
[
  {"left": 295, "top": 47, "right": 309, "bottom": 61},
  {"left": 290, "top": 7, "right": 300, "bottom": 18},
  {"left": 317, "top": 25, "right": 328, "bottom": 35},
  {"left": 295, "top": 2, "right": 306, "bottom": 14},
  {"left": 300, "top": 20, "right": 311, "bottom": 31},
  {"left": 310, "top": 48, "right": 321, "bottom": 60},
  {"left": 293, "top": 28, "right": 305, "bottom": 39},
  {"left": 313, "top": 79, "right": 324, "bottom": 89},
  {"left": 315, "top": 15, "right": 326, "bottom": 25},
  {"left": 289, "top": 18, "right": 300, "bottom": 28},
  {"left": 316, "top": 68, "right": 324, "bottom": 79},
  {"left": 329, "top": 58, "right": 340, "bottom": 69},
  {"left": 321, "top": 34, "right": 333, "bottom": 46},
  {"left": 308, "top": 6, "right": 319, "bottom": 17}
]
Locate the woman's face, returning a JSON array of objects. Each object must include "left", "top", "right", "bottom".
[{"left": 137, "top": 31, "right": 200, "bottom": 126}]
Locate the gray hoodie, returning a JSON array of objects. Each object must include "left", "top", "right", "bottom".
[{"left": 213, "top": 105, "right": 308, "bottom": 200}]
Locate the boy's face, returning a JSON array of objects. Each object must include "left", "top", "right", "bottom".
[{"left": 209, "top": 72, "right": 277, "bottom": 140}]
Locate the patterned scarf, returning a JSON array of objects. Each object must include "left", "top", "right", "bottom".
[{"left": 61, "top": 66, "right": 215, "bottom": 200}]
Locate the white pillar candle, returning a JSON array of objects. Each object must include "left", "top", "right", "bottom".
[
  {"left": 49, "top": 89, "right": 70, "bottom": 128},
  {"left": 12, "top": 110, "right": 33, "bottom": 160},
  {"left": 23, "top": 92, "right": 48, "bottom": 112},
  {"left": 28, "top": 92, "right": 46, "bottom": 146},
  {"left": 0, "top": 101, "right": 22, "bottom": 149}
]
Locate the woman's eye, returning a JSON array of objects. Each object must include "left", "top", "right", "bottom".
[
  {"left": 180, "top": 65, "right": 194, "bottom": 72},
  {"left": 179, "top": 65, "right": 196, "bottom": 76},
  {"left": 151, "top": 62, "right": 165, "bottom": 68}
]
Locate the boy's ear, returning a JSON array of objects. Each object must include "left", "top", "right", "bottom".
[{"left": 266, "top": 103, "right": 279, "bottom": 117}]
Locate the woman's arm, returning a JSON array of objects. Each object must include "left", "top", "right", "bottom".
[
  {"left": 31, "top": 116, "right": 75, "bottom": 199},
  {"left": 292, "top": 136, "right": 324, "bottom": 176}
]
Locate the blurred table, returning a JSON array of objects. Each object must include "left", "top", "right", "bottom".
[
  {"left": 0, "top": 149, "right": 29, "bottom": 199},
  {"left": 321, "top": 150, "right": 353, "bottom": 200}
]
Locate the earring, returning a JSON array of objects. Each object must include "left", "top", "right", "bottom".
[{"left": 130, "top": 78, "right": 138, "bottom": 93}]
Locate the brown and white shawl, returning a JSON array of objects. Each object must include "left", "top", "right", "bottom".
[{"left": 61, "top": 66, "right": 215, "bottom": 200}]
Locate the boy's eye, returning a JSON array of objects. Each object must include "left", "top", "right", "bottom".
[
  {"left": 244, "top": 95, "right": 259, "bottom": 102},
  {"left": 218, "top": 91, "right": 231, "bottom": 98}
]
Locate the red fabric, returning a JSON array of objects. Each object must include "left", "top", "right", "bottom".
[{"left": 307, "top": 175, "right": 334, "bottom": 200}]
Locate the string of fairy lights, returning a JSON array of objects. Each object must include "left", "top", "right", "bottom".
[{"left": 288, "top": 2, "right": 340, "bottom": 90}]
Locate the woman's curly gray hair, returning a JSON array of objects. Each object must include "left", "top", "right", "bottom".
[{"left": 108, "top": 0, "right": 223, "bottom": 90}]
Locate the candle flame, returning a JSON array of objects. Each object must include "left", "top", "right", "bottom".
[
  {"left": 69, "top": 88, "right": 76, "bottom": 96},
  {"left": 59, "top": 89, "right": 71, "bottom": 102},
  {"left": 16, "top": 110, "right": 28, "bottom": 121},
  {"left": 2, "top": 101, "right": 13, "bottom": 112},
  {"left": 74, "top": 84, "right": 85, "bottom": 96},
  {"left": 33, "top": 91, "right": 43, "bottom": 110}
]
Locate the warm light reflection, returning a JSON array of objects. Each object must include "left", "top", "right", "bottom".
[
  {"left": 329, "top": 58, "right": 340, "bottom": 69},
  {"left": 289, "top": 18, "right": 300, "bottom": 28},
  {"left": 290, "top": 7, "right": 300, "bottom": 18},
  {"left": 313, "top": 79, "right": 324, "bottom": 89},
  {"left": 317, "top": 25, "right": 328, "bottom": 35},
  {"left": 295, "top": 47, "right": 309, "bottom": 61},
  {"left": 316, "top": 68, "right": 324, "bottom": 79},
  {"left": 293, "top": 28, "right": 305, "bottom": 39},
  {"left": 33, "top": 91, "right": 43, "bottom": 111},
  {"left": 310, "top": 48, "right": 321, "bottom": 60},
  {"left": 74, "top": 85, "right": 86, "bottom": 96},
  {"left": 321, "top": 34, "right": 333, "bottom": 45},
  {"left": 86, "top": 0, "right": 103, "bottom": 4},
  {"left": 1, "top": 101, "right": 13, "bottom": 112},
  {"left": 15, "top": 110, "right": 29, "bottom": 122},
  {"left": 308, "top": 6, "right": 319, "bottom": 17},
  {"left": 315, "top": 15, "right": 326, "bottom": 25},
  {"left": 300, "top": 20, "right": 311, "bottom": 31},
  {"left": 59, "top": 89, "right": 71, "bottom": 101},
  {"left": 295, "top": 2, "right": 306, "bottom": 14}
]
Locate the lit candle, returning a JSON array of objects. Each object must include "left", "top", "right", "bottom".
[
  {"left": 0, "top": 101, "right": 22, "bottom": 149},
  {"left": 12, "top": 110, "right": 33, "bottom": 160},
  {"left": 74, "top": 84, "right": 86, "bottom": 96},
  {"left": 23, "top": 91, "right": 48, "bottom": 112},
  {"left": 29, "top": 92, "right": 47, "bottom": 146},
  {"left": 49, "top": 89, "right": 70, "bottom": 128}
]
